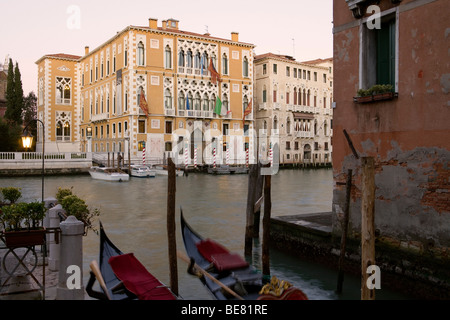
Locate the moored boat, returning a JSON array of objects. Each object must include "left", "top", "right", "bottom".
[
  {"left": 154, "top": 165, "right": 184, "bottom": 177},
  {"left": 85, "top": 222, "right": 178, "bottom": 300},
  {"left": 89, "top": 166, "right": 130, "bottom": 182},
  {"left": 180, "top": 210, "right": 308, "bottom": 300},
  {"left": 130, "top": 165, "right": 156, "bottom": 178}
]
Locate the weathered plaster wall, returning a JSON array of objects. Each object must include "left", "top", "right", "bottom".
[{"left": 332, "top": 0, "right": 450, "bottom": 250}]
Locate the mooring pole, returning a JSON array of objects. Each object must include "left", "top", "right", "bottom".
[
  {"left": 361, "top": 157, "right": 375, "bottom": 300},
  {"left": 262, "top": 174, "right": 272, "bottom": 278},
  {"left": 167, "top": 158, "right": 178, "bottom": 296},
  {"left": 336, "top": 169, "right": 352, "bottom": 294},
  {"left": 245, "top": 163, "right": 258, "bottom": 256}
]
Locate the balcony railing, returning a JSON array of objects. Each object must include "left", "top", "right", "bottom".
[
  {"left": 91, "top": 113, "right": 110, "bottom": 122},
  {"left": 259, "top": 103, "right": 267, "bottom": 111},
  {"left": 273, "top": 103, "right": 281, "bottom": 110},
  {"left": 295, "top": 131, "right": 314, "bottom": 138},
  {"left": 165, "top": 108, "right": 175, "bottom": 116}
]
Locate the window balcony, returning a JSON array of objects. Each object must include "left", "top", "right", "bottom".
[
  {"left": 259, "top": 103, "right": 267, "bottom": 111},
  {"left": 56, "top": 98, "right": 71, "bottom": 105},
  {"left": 273, "top": 103, "right": 281, "bottom": 110},
  {"left": 165, "top": 108, "right": 175, "bottom": 116},
  {"left": 295, "top": 131, "right": 314, "bottom": 138},
  {"left": 91, "top": 113, "right": 110, "bottom": 123},
  {"left": 286, "top": 104, "right": 294, "bottom": 111}
]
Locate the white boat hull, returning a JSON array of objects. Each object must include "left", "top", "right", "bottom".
[
  {"left": 130, "top": 165, "right": 156, "bottom": 178},
  {"left": 89, "top": 167, "right": 130, "bottom": 181}
]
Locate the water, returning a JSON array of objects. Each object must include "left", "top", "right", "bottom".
[{"left": 0, "top": 169, "right": 411, "bottom": 300}]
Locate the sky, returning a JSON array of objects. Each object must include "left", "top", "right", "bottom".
[{"left": 0, "top": 0, "right": 333, "bottom": 95}]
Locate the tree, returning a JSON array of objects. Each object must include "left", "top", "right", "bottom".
[
  {"left": 23, "top": 92, "right": 37, "bottom": 139},
  {"left": 0, "top": 116, "right": 22, "bottom": 151},
  {"left": 4, "top": 59, "right": 15, "bottom": 122},
  {"left": 13, "top": 62, "right": 24, "bottom": 125}
]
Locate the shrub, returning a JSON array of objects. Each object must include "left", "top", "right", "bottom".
[{"left": 1, "top": 187, "right": 22, "bottom": 204}]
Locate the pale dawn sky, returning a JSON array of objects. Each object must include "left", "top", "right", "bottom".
[{"left": 0, "top": 0, "right": 333, "bottom": 95}]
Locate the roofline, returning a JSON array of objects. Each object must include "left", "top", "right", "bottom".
[
  {"left": 254, "top": 53, "right": 333, "bottom": 69},
  {"left": 37, "top": 24, "right": 255, "bottom": 65}
]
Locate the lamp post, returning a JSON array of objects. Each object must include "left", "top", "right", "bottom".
[{"left": 22, "top": 119, "right": 45, "bottom": 203}]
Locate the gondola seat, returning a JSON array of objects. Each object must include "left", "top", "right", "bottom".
[{"left": 109, "top": 253, "right": 177, "bottom": 300}]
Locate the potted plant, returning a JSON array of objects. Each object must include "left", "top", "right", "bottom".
[
  {"left": 57, "top": 187, "right": 100, "bottom": 235},
  {"left": 0, "top": 201, "right": 47, "bottom": 248},
  {"left": 354, "top": 84, "right": 396, "bottom": 103}
]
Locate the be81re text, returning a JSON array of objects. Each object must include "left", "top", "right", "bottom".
[{"left": 180, "top": 304, "right": 268, "bottom": 317}]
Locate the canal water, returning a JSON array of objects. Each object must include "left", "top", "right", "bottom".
[{"left": 0, "top": 169, "right": 412, "bottom": 300}]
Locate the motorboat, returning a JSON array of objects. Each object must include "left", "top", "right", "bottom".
[
  {"left": 130, "top": 165, "right": 156, "bottom": 178},
  {"left": 89, "top": 166, "right": 130, "bottom": 182}
]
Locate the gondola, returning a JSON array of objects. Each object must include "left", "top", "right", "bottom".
[
  {"left": 180, "top": 210, "right": 308, "bottom": 300},
  {"left": 86, "top": 222, "right": 178, "bottom": 300}
]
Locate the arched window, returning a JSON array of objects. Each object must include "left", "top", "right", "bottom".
[
  {"left": 243, "top": 95, "right": 249, "bottom": 113},
  {"left": 202, "top": 52, "right": 208, "bottom": 74},
  {"left": 56, "top": 121, "right": 71, "bottom": 141},
  {"left": 210, "top": 94, "right": 216, "bottom": 111},
  {"left": 303, "top": 89, "right": 306, "bottom": 105},
  {"left": 165, "top": 45, "right": 172, "bottom": 69},
  {"left": 165, "top": 89, "right": 172, "bottom": 109},
  {"left": 263, "top": 85, "right": 267, "bottom": 103},
  {"left": 286, "top": 117, "right": 291, "bottom": 134},
  {"left": 187, "top": 50, "right": 193, "bottom": 68},
  {"left": 307, "top": 90, "right": 311, "bottom": 106},
  {"left": 137, "top": 42, "right": 145, "bottom": 66},
  {"left": 194, "top": 52, "right": 201, "bottom": 69},
  {"left": 178, "top": 50, "right": 185, "bottom": 67},
  {"left": 243, "top": 57, "right": 249, "bottom": 77},
  {"left": 178, "top": 91, "right": 185, "bottom": 110},
  {"left": 202, "top": 93, "right": 209, "bottom": 111},
  {"left": 222, "top": 94, "right": 229, "bottom": 114},
  {"left": 273, "top": 116, "right": 278, "bottom": 130},
  {"left": 194, "top": 92, "right": 201, "bottom": 110},
  {"left": 222, "top": 53, "right": 228, "bottom": 75},
  {"left": 324, "top": 121, "right": 328, "bottom": 136},
  {"left": 294, "top": 88, "right": 297, "bottom": 105}
]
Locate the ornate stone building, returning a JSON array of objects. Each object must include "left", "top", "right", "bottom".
[
  {"left": 36, "top": 18, "right": 255, "bottom": 165},
  {"left": 254, "top": 53, "right": 333, "bottom": 166}
]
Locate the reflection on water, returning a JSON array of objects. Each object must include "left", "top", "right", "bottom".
[{"left": 0, "top": 168, "right": 410, "bottom": 300}]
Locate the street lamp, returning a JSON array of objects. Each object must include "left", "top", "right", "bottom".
[{"left": 22, "top": 119, "right": 45, "bottom": 203}]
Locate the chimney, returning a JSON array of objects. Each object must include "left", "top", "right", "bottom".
[
  {"left": 231, "top": 32, "right": 239, "bottom": 42},
  {"left": 85, "top": 46, "right": 89, "bottom": 55},
  {"left": 149, "top": 18, "right": 158, "bottom": 29},
  {"left": 161, "top": 20, "right": 167, "bottom": 30}
]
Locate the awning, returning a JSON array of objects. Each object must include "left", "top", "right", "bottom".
[{"left": 293, "top": 112, "right": 314, "bottom": 120}]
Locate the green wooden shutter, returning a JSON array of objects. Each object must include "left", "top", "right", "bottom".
[{"left": 377, "top": 20, "right": 395, "bottom": 87}]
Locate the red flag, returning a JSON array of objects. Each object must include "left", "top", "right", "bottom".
[
  {"left": 208, "top": 58, "right": 222, "bottom": 85},
  {"left": 139, "top": 92, "right": 149, "bottom": 117},
  {"left": 242, "top": 99, "right": 252, "bottom": 126}
]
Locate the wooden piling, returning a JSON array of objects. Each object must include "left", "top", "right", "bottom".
[
  {"left": 245, "top": 163, "right": 258, "bottom": 256},
  {"left": 336, "top": 169, "right": 352, "bottom": 294},
  {"left": 167, "top": 158, "right": 178, "bottom": 296},
  {"left": 262, "top": 174, "right": 271, "bottom": 278},
  {"left": 361, "top": 157, "right": 375, "bottom": 300}
]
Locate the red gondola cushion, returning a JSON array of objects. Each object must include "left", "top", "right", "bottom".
[
  {"left": 109, "top": 253, "right": 176, "bottom": 300},
  {"left": 211, "top": 253, "right": 249, "bottom": 272},
  {"left": 196, "top": 239, "right": 229, "bottom": 262}
]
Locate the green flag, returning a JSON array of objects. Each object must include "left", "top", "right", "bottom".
[{"left": 214, "top": 96, "right": 222, "bottom": 115}]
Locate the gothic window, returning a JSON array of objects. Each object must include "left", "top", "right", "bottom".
[
  {"left": 137, "top": 41, "right": 145, "bottom": 66},
  {"left": 222, "top": 53, "right": 228, "bottom": 75},
  {"left": 165, "top": 45, "right": 172, "bottom": 69},
  {"left": 178, "top": 50, "right": 185, "bottom": 67},
  {"left": 165, "top": 89, "right": 173, "bottom": 109},
  {"left": 187, "top": 50, "right": 193, "bottom": 68},
  {"left": 243, "top": 56, "right": 249, "bottom": 77},
  {"left": 56, "top": 77, "right": 71, "bottom": 105},
  {"left": 202, "top": 93, "right": 209, "bottom": 111},
  {"left": 55, "top": 111, "right": 71, "bottom": 141}
]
